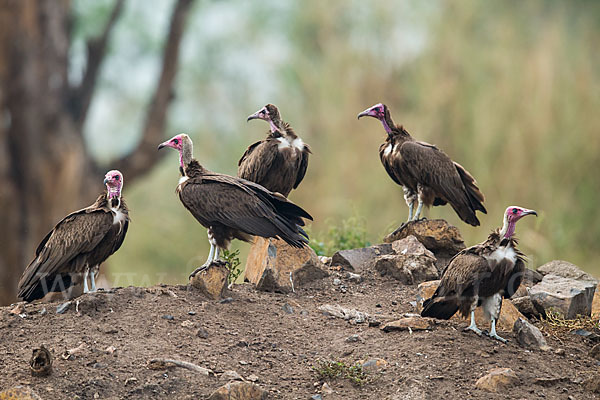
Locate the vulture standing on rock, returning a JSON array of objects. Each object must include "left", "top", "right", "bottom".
[
  {"left": 357, "top": 103, "right": 486, "bottom": 226},
  {"left": 421, "top": 206, "right": 537, "bottom": 342},
  {"left": 239, "top": 104, "right": 311, "bottom": 196},
  {"left": 158, "top": 134, "right": 313, "bottom": 278},
  {"left": 18, "top": 170, "right": 129, "bottom": 302}
]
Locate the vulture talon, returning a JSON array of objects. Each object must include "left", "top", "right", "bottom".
[
  {"left": 488, "top": 333, "right": 508, "bottom": 343},
  {"left": 464, "top": 326, "right": 483, "bottom": 336},
  {"left": 189, "top": 265, "right": 209, "bottom": 280}
]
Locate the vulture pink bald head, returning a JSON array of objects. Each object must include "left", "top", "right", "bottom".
[
  {"left": 358, "top": 103, "right": 393, "bottom": 134},
  {"left": 104, "top": 170, "right": 123, "bottom": 199},
  {"left": 158, "top": 133, "right": 193, "bottom": 168},
  {"left": 247, "top": 104, "right": 281, "bottom": 133},
  {"left": 501, "top": 206, "right": 537, "bottom": 238}
]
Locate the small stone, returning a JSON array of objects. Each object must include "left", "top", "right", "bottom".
[
  {"left": 39, "top": 308, "right": 47, "bottom": 316},
  {"left": 105, "top": 346, "right": 117, "bottom": 355},
  {"left": 207, "top": 381, "right": 268, "bottom": 400},
  {"left": 161, "top": 315, "right": 174, "bottom": 321},
  {"left": 220, "top": 370, "right": 243, "bottom": 381},
  {"left": 318, "top": 256, "right": 331, "bottom": 265},
  {"left": 246, "top": 374, "right": 259, "bottom": 382},
  {"left": 319, "top": 304, "right": 369, "bottom": 324},
  {"left": 475, "top": 367, "right": 519, "bottom": 392},
  {"left": 30, "top": 346, "right": 52, "bottom": 377},
  {"left": 511, "top": 296, "right": 541, "bottom": 319},
  {"left": 196, "top": 328, "right": 209, "bottom": 339},
  {"left": 282, "top": 303, "right": 294, "bottom": 314},
  {"left": 10, "top": 303, "right": 25, "bottom": 315},
  {"left": 188, "top": 311, "right": 196, "bottom": 316},
  {"left": 362, "top": 358, "right": 387, "bottom": 369},
  {"left": 333, "top": 278, "right": 342, "bottom": 286},
  {"left": 555, "top": 348, "right": 565, "bottom": 356},
  {"left": 382, "top": 316, "right": 434, "bottom": 332},
  {"left": 125, "top": 377, "right": 138, "bottom": 385},
  {"left": 181, "top": 320, "right": 195, "bottom": 328},
  {"left": 590, "top": 343, "right": 600, "bottom": 360},
  {"left": 345, "top": 334, "right": 362, "bottom": 343},
  {"left": 0, "top": 386, "right": 43, "bottom": 400},
  {"left": 219, "top": 297, "right": 234, "bottom": 304},
  {"left": 321, "top": 382, "right": 333, "bottom": 394},
  {"left": 311, "top": 395, "right": 323, "bottom": 400},
  {"left": 345, "top": 272, "right": 362, "bottom": 283},
  {"left": 56, "top": 302, "right": 71, "bottom": 314},
  {"left": 239, "top": 360, "right": 249, "bottom": 365},
  {"left": 513, "top": 318, "right": 550, "bottom": 351}
]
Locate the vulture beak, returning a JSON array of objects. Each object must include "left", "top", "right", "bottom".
[
  {"left": 247, "top": 110, "right": 261, "bottom": 122},
  {"left": 524, "top": 209, "right": 538, "bottom": 217},
  {"left": 157, "top": 141, "right": 168, "bottom": 150},
  {"left": 357, "top": 107, "right": 375, "bottom": 120},
  {"left": 103, "top": 177, "right": 110, "bottom": 185}
]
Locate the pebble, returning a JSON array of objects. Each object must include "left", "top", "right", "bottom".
[
  {"left": 345, "top": 334, "right": 362, "bottom": 343},
  {"left": 219, "top": 297, "right": 234, "bottom": 304},
  {"left": 282, "top": 303, "right": 294, "bottom": 314},
  {"left": 554, "top": 348, "right": 565, "bottom": 356},
  {"left": 345, "top": 272, "right": 362, "bottom": 283},
  {"left": 311, "top": 395, "right": 322, "bottom": 400},
  {"left": 247, "top": 374, "right": 259, "bottom": 382},
  {"left": 322, "top": 382, "right": 333, "bottom": 394},
  {"left": 333, "top": 278, "right": 342, "bottom": 286},
  {"left": 188, "top": 311, "right": 196, "bottom": 316},
  {"left": 39, "top": 308, "right": 47, "bottom": 315},
  {"left": 220, "top": 370, "right": 243, "bottom": 381},
  {"left": 196, "top": 328, "right": 209, "bottom": 339},
  {"left": 56, "top": 302, "right": 71, "bottom": 314},
  {"left": 161, "top": 315, "right": 174, "bottom": 320}
]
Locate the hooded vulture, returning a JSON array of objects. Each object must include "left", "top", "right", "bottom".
[
  {"left": 158, "top": 134, "right": 313, "bottom": 278},
  {"left": 239, "top": 104, "right": 311, "bottom": 196},
  {"left": 358, "top": 103, "right": 486, "bottom": 226},
  {"left": 421, "top": 206, "right": 537, "bottom": 342},
  {"left": 18, "top": 170, "right": 129, "bottom": 302}
]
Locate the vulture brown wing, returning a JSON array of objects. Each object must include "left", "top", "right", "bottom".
[
  {"left": 379, "top": 142, "right": 404, "bottom": 186},
  {"left": 399, "top": 141, "right": 479, "bottom": 225},
  {"left": 180, "top": 177, "right": 307, "bottom": 241},
  {"left": 293, "top": 144, "right": 311, "bottom": 189},
  {"left": 237, "top": 140, "right": 278, "bottom": 184},
  {"left": 436, "top": 253, "right": 491, "bottom": 298},
  {"left": 18, "top": 209, "right": 114, "bottom": 296}
]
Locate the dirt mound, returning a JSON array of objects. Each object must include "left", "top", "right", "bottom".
[{"left": 1, "top": 268, "right": 599, "bottom": 399}]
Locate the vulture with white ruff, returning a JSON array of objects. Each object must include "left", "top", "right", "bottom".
[
  {"left": 18, "top": 170, "right": 129, "bottom": 302},
  {"left": 158, "top": 134, "right": 312, "bottom": 278},
  {"left": 421, "top": 206, "right": 537, "bottom": 342},
  {"left": 240, "top": 104, "right": 311, "bottom": 196},
  {"left": 358, "top": 103, "right": 486, "bottom": 226}
]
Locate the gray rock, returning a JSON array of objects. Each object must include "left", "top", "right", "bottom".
[
  {"left": 208, "top": 381, "right": 268, "bottom": 400},
  {"left": 529, "top": 274, "right": 597, "bottom": 318},
  {"left": 372, "top": 243, "right": 439, "bottom": 285},
  {"left": 332, "top": 278, "right": 342, "bottom": 286},
  {"left": 537, "top": 260, "right": 598, "bottom": 284},
  {"left": 220, "top": 370, "right": 244, "bottom": 382},
  {"left": 319, "top": 304, "right": 369, "bottom": 324},
  {"left": 282, "top": 303, "right": 294, "bottom": 314},
  {"left": 345, "top": 334, "right": 362, "bottom": 343},
  {"left": 331, "top": 244, "right": 393, "bottom": 271},
  {"left": 311, "top": 395, "right": 323, "bottom": 400},
  {"left": 511, "top": 296, "right": 542, "bottom": 319},
  {"left": 56, "top": 301, "right": 71, "bottom": 314},
  {"left": 345, "top": 272, "right": 363, "bottom": 283},
  {"left": 513, "top": 317, "right": 550, "bottom": 351}
]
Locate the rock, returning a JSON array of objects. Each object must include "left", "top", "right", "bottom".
[
  {"left": 345, "top": 272, "right": 362, "bottom": 283},
  {"left": 345, "top": 334, "right": 362, "bottom": 343},
  {"left": 30, "top": 345, "right": 52, "bottom": 377},
  {"left": 416, "top": 280, "right": 525, "bottom": 330},
  {"left": 391, "top": 235, "right": 436, "bottom": 258},
  {"left": 372, "top": 243, "right": 439, "bottom": 285},
  {"left": 511, "top": 296, "right": 542, "bottom": 319},
  {"left": 9, "top": 303, "right": 25, "bottom": 316},
  {"left": 207, "top": 381, "right": 268, "bottom": 400},
  {"left": 56, "top": 301, "right": 71, "bottom": 314},
  {"left": 318, "top": 256, "right": 331, "bottom": 265},
  {"left": 282, "top": 303, "right": 294, "bottom": 314},
  {"left": 590, "top": 343, "right": 600, "bottom": 360},
  {"left": 475, "top": 367, "right": 519, "bottom": 392},
  {"left": 245, "top": 237, "right": 327, "bottom": 293},
  {"left": 189, "top": 263, "right": 229, "bottom": 300},
  {"left": 161, "top": 314, "right": 174, "bottom": 320},
  {"left": 246, "top": 374, "right": 259, "bottom": 382},
  {"left": 220, "top": 370, "right": 244, "bottom": 382},
  {"left": 311, "top": 395, "right": 322, "bottom": 400},
  {"left": 196, "top": 328, "right": 210, "bottom": 339},
  {"left": 332, "top": 278, "right": 342, "bottom": 286},
  {"left": 361, "top": 358, "right": 388, "bottom": 370},
  {"left": 529, "top": 274, "right": 597, "bottom": 318},
  {"left": 537, "top": 260, "right": 598, "bottom": 283},
  {"left": 0, "top": 386, "right": 43, "bottom": 400},
  {"left": 321, "top": 382, "right": 333, "bottom": 394},
  {"left": 384, "top": 219, "right": 465, "bottom": 271},
  {"left": 319, "top": 304, "right": 369, "bottom": 324},
  {"left": 513, "top": 318, "right": 550, "bottom": 351},
  {"left": 513, "top": 269, "right": 545, "bottom": 298},
  {"left": 592, "top": 283, "right": 600, "bottom": 318},
  {"left": 219, "top": 297, "right": 234, "bottom": 304},
  {"left": 381, "top": 316, "right": 434, "bottom": 332},
  {"left": 331, "top": 244, "right": 393, "bottom": 272}
]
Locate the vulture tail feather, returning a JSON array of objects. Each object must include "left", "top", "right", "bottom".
[
  {"left": 455, "top": 162, "right": 487, "bottom": 214},
  {"left": 421, "top": 296, "right": 459, "bottom": 320}
]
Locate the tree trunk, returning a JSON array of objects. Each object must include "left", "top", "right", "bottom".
[{"left": 0, "top": 0, "right": 193, "bottom": 305}]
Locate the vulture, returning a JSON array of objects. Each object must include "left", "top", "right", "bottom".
[
  {"left": 421, "top": 206, "right": 537, "bottom": 342},
  {"left": 239, "top": 104, "right": 311, "bottom": 196},
  {"left": 18, "top": 170, "right": 129, "bottom": 302},
  {"left": 357, "top": 103, "right": 486, "bottom": 226},
  {"left": 158, "top": 134, "right": 313, "bottom": 278}
]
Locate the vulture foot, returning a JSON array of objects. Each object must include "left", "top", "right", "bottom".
[
  {"left": 188, "top": 260, "right": 228, "bottom": 280},
  {"left": 463, "top": 325, "right": 482, "bottom": 336},
  {"left": 487, "top": 332, "right": 508, "bottom": 343},
  {"left": 391, "top": 222, "right": 409, "bottom": 236}
]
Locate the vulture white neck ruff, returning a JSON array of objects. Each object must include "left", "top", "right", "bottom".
[
  {"left": 487, "top": 245, "right": 517, "bottom": 265},
  {"left": 277, "top": 137, "right": 304, "bottom": 152}
]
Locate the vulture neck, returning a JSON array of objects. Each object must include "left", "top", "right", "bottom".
[
  {"left": 180, "top": 139, "right": 194, "bottom": 169},
  {"left": 499, "top": 214, "right": 516, "bottom": 239},
  {"left": 105, "top": 188, "right": 122, "bottom": 209}
]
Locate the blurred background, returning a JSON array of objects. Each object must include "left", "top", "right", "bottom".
[{"left": 1, "top": 0, "right": 599, "bottom": 305}]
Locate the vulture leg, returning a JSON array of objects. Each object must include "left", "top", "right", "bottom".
[
  {"left": 464, "top": 298, "right": 482, "bottom": 336},
  {"left": 89, "top": 265, "right": 98, "bottom": 292},
  {"left": 413, "top": 185, "right": 426, "bottom": 221},
  {"left": 483, "top": 293, "right": 507, "bottom": 343},
  {"left": 189, "top": 231, "right": 219, "bottom": 279},
  {"left": 83, "top": 269, "right": 90, "bottom": 294},
  {"left": 403, "top": 187, "right": 416, "bottom": 221}
]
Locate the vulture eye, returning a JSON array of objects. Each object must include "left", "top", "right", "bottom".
[
  {"left": 115, "top": 175, "right": 120, "bottom": 181},
  {"left": 173, "top": 139, "right": 179, "bottom": 145},
  {"left": 512, "top": 208, "right": 518, "bottom": 214}
]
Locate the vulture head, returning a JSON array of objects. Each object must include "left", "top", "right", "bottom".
[
  {"left": 104, "top": 170, "right": 123, "bottom": 199},
  {"left": 501, "top": 206, "right": 537, "bottom": 238},
  {"left": 158, "top": 134, "right": 194, "bottom": 168},
  {"left": 247, "top": 104, "right": 282, "bottom": 134},
  {"left": 357, "top": 103, "right": 394, "bottom": 134}
]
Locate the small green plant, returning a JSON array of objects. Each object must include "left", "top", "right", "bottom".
[
  {"left": 308, "top": 216, "right": 371, "bottom": 256},
  {"left": 221, "top": 249, "right": 242, "bottom": 285},
  {"left": 313, "top": 359, "right": 372, "bottom": 386},
  {"left": 539, "top": 308, "right": 600, "bottom": 340}
]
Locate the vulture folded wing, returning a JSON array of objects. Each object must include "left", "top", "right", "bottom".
[
  {"left": 293, "top": 144, "right": 311, "bottom": 189},
  {"left": 399, "top": 141, "right": 480, "bottom": 225},
  {"left": 237, "top": 140, "right": 278, "bottom": 184},
  {"left": 18, "top": 209, "right": 114, "bottom": 299}
]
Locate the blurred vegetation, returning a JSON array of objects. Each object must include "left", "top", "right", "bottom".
[
  {"left": 73, "top": 0, "right": 600, "bottom": 285},
  {"left": 308, "top": 217, "right": 371, "bottom": 256}
]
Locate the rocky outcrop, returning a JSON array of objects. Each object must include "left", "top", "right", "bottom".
[
  {"left": 189, "top": 263, "right": 229, "bottom": 300},
  {"left": 529, "top": 274, "right": 597, "bottom": 318},
  {"left": 537, "top": 260, "right": 598, "bottom": 284},
  {"left": 383, "top": 219, "right": 465, "bottom": 271},
  {"left": 331, "top": 244, "right": 393, "bottom": 272},
  {"left": 245, "top": 237, "right": 327, "bottom": 293},
  {"left": 207, "top": 381, "right": 268, "bottom": 400},
  {"left": 372, "top": 236, "right": 439, "bottom": 284}
]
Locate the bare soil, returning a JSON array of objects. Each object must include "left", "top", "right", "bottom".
[{"left": 1, "top": 266, "right": 599, "bottom": 399}]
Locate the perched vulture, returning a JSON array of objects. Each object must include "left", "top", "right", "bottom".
[
  {"left": 357, "top": 103, "right": 486, "bottom": 226},
  {"left": 239, "top": 104, "right": 311, "bottom": 196},
  {"left": 158, "top": 134, "right": 313, "bottom": 278},
  {"left": 18, "top": 170, "right": 129, "bottom": 302},
  {"left": 421, "top": 206, "right": 537, "bottom": 342}
]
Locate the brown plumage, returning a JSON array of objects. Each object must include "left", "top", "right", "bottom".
[
  {"left": 421, "top": 206, "right": 537, "bottom": 342},
  {"left": 159, "top": 134, "right": 312, "bottom": 278},
  {"left": 17, "top": 171, "right": 129, "bottom": 302},
  {"left": 358, "top": 103, "right": 486, "bottom": 226},
  {"left": 239, "top": 104, "right": 310, "bottom": 196}
]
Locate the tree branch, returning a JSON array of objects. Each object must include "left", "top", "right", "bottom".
[
  {"left": 68, "top": 0, "right": 125, "bottom": 128},
  {"left": 111, "top": 0, "right": 194, "bottom": 183}
]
